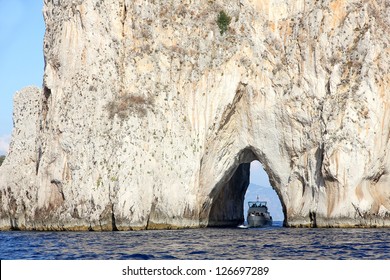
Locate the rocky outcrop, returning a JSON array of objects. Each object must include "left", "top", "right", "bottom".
[
  {"left": 1, "top": 0, "right": 390, "bottom": 230},
  {"left": 0, "top": 87, "right": 42, "bottom": 230}
]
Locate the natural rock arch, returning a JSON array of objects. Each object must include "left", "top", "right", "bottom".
[
  {"left": 206, "top": 148, "right": 287, "bottom": 227},
  {"left": 201, "top": 147, "right": 286, "bottom": 227}
]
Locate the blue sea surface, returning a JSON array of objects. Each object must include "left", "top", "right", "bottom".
[{"left": 1, "top": 222, "right": 389, "bottom": 259}]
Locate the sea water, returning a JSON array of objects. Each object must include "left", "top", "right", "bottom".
[{"left": 1, "top": 222, "right": 389, "bottom": 259}]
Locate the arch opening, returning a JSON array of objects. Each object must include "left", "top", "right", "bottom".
[
  {"left": 244, "top": 160, "right": 285, "bottom": 226},
  {"left": 207, "top": 149, "right": 286, "bottom": 227}
]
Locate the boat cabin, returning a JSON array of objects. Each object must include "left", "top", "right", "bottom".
[{"left": 246, "top": 200, "right": 273, "bottom": 227}]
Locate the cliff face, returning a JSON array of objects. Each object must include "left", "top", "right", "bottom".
[{"left": 1, "top": 0, "right": 390, "bottom": 230}]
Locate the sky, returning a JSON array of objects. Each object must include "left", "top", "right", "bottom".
[
  {"left": 249, "top": 160, "right": 271, "bottom": 187},
  {"left": 0, "top": 0, "right": 45, "bottom": 155}
]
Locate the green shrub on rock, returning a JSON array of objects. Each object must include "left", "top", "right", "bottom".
[{"left": 217, "top": 10, "right": 231, "bottom": 35}]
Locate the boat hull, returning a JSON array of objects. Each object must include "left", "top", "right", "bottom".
[{"left": 247, "top": 215, "right": 272, "bottom": 228}]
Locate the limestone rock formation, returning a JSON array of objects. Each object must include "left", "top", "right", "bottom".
[
  {"left": 0, "top": 87, "right": 42, "bottom": 229},
  {"left": 1, "top": 0, "right": 390, "bottom": 230}
]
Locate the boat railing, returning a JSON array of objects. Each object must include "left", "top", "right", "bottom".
[{"left": 248, "top": 201, "right": 267, "bottom": 208}]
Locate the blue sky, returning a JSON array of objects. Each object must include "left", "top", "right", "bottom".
[
  {"left": 250, "top": 160, "right": 271, "bottom": 187},
  {"left": 0, "top": 0, "right": 45, "bottom": 155}
]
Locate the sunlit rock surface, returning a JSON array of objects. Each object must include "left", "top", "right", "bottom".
[{"left": 1, "top": 0, "right": 390, "bottom": 230}]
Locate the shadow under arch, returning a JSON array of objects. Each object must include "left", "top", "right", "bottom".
[{"left": 207, "top": 147, "right": 287, "bottom": 227}]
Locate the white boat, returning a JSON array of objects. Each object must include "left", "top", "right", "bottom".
[{"left": 247, "top": 200, "right": 273, "bottom": 227}]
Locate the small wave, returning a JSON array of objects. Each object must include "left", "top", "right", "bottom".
[{"left": 188, "top": 250, "right": 208, "bottom": 255}]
